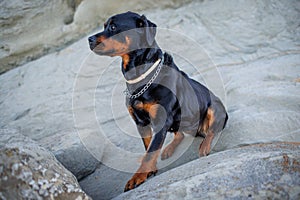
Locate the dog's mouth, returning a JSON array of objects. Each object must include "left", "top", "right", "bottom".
[
  {"left": 91, "top": 43, "right": 129, "bottom": 57},
  {"left": 93, "top": 48, "right": 116, "bottom": 56},
  {"left": 88, "top": 35, "right": 107, "bottom": 53},
  {"left": 88, "top": 41, "right": 111, "bottom": 56},
  {"left": 89, "top": 42, "right": 103, "bottom": 51},
  {"left": 88, "top": 35, "right": 131, "bottom": 57}
]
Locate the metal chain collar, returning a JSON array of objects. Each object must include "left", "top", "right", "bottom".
[{"left": 123, "top": 55, "right": 164, "bottom": 99}]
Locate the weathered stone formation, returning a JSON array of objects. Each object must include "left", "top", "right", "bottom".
[
  {"left": 0, "top": 129, "right": 91, "bottom": 200},
  {"left": 0, "top": 0, "right": 192, "bottom": 74},
  {"left": 115, "top": 143, "right": 300, "bottom": 199},
  {"left": 0, "top": 0, "right": 299, "bottom": 199}
]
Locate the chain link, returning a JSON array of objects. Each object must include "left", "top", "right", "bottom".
[{"left": 123, "top": 55, "right": 164, "bottom": 99}]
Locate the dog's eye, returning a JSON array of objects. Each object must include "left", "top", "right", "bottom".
[
  {"left": 109, "top": 24, "right": 117, "bottom": 32},
  {"left": 138, "top": 21, "right": 143, "bottom": 27}
]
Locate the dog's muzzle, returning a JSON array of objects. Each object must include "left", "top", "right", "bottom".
[{"left": 88, "top": 36, "right": 97, "bottom": 50}]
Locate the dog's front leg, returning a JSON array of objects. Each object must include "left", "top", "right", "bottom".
[
  {"left": 124, "top": 112, "right": 172, "bottom": 192},
  {"left": 124, "top": 129, "right": 167, "bottom": 191}
]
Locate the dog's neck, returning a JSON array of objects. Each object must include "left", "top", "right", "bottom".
[{"left": 121, "top": 43, "right": 163, "bottom": 82}]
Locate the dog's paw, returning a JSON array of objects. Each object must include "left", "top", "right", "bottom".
[
  {"left": 124, "top": 173, "right": 147, "bottom": 192},
  {"left": 161, "top": 145, "right": 175, "bottom": 160},
  {"left": 199, "top": 141, "right": 211, "bottom": 157},
  {"left": 124, "top": 170, "right": 157, "bottom": 192}
]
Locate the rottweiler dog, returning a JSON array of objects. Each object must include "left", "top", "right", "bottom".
[{"left": 88, "top": 11, "right": 228, "bottom": 192}]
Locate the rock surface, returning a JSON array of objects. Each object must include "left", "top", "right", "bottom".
[
  {"left": 0, "top": 129, "right": 91, "bottom": 200},
  {"left": 0, "top": 0, "right": 299, "bottom": 199},
  {"left": 54, "top": 143, "right": 100, "bottom": 181},
  {"left": 0, "top": 0, "right": 192, "bottom": 74},
  {"left": 114, "top": 142, "right": 300, "bottom": 200},
  {"left": 0, "top": 0, "right": 81, "bottom": 74}
]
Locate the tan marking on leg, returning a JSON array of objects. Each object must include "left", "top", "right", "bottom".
[
  {"left": 199, "top": 108, "right": 215, "bottom": 157},
  {"left": 142, "top": 137, "right": 152, "bottom": 151},
  {"left": 199, "top": 130, "right": 214, "bottom": 156},
  {"left": 200, "top": 108, "right": 215, "bottom": 134},
  {"left": 137, "top": 126, "right": 152, "bottom": 151}
]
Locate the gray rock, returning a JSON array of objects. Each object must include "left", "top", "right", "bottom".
[
  {"left": 79, "top": 138, "right": 203, "bottom": 200},
  {"left": 54, "top": 143, "right": 100, "bottom": 181},
  {"left": 0, "top": 0, "right": 81, "bottom": 74},
  {"left": 0, "top": 0, "right": 192, "bottom": 73},
  {"left": 0, "top": 0, "right": 299, "bottom": 199},
  {"left": 79, "top": 165, "right": 132, "bottom": 200},
  {"left": 0, "top": 129, "right": 91, "bottom": 200},
  {"left": 0, "top": 38, "right": 101, "bottom": 181},
  {"left": 214, "top": 53, "right": 300, "bottom": 152},
  {"left": 114, "top": 142, "right": 300, "bottom": 200}
]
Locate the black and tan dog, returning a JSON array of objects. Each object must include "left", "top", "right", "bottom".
[{"left": 88, "top": 11, "right": 228, "bottom": 191}]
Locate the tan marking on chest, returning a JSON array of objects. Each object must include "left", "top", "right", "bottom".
[{"left": 135, "top": 101, "right": 159, "bottom": 119}]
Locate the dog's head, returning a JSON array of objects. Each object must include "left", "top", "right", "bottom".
[{"left": 88, "top": 11, "right": 157, "bottom": 57}]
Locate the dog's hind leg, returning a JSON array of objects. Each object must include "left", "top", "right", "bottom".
[
  {"left": 199, "top": 95, "right": 228, "bottom": 157},
  {"left": 199, "top": 107, "right": 215, "bottom": 156}
]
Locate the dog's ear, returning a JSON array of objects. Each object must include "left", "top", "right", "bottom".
[{"left": 137, "top": 15, "right": 157, "bottom": 46}]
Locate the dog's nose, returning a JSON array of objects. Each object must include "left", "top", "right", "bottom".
[{"left": 88, "top": 36, "right": 96, "bottom": 44}]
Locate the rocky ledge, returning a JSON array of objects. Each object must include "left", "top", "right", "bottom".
[
  {"left": 0, "top": 0, "right": 299, "bottom": 199},
  {"left": 0, "top": 129, "right": 91, "bottom": 200},
  {"left": 115, "top": 142, "right": 300, "bottom": 200}
]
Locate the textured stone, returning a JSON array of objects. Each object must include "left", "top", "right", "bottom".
[
  {"left": 0, "top": 0, "right": 299, "bottom": 199},
  {"left": 0, "top": 129, "right": 91, "bottom": 200},
  {"left": 0, "top": 0, "right": 192, "bottom": 74},
  {"left": 114, "top": 143, "right": 300, "bottom": 200},
  {"left": 0, "top": 0, "right": 82, "bottom": 74},
  {"left": 54, "top": 143, "right": 100, "bottom": 181}
]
